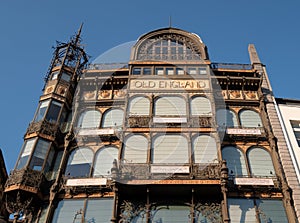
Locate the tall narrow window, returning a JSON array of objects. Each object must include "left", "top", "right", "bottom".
[
  {"left": 247, "top": 147, "right": 275, "bottom": 177},
  {"left": 93, "top": 146, "right": 118, "bottom": 177},
  {"left": 34, "top": 100, "right": 50, "bottom": 122},
  {"left": 123, "top": 135, "right": 148, "bottom": 163},
  {"left": 216, "top": 109, "right": 238, "bottom": 128},
  {"left": 290, "top": 120, "right": 300, "bottom": 147},
  {"left": 28, "top": 139, "right": 51, "bottom": 171},
  {"left": 239, "top": 109, "right": 263, "bottom": 128},
  {"left": 128, "top": 96, "right": 150, "bottom": 116},
  {"left": 193, "top": 135, "right": 217, "bottom": 163},
  {"left": 16, "top": 138, "right": 36, "bottom": 169},
  {"left": 222, "top": 146, "right": 247, "bottom": 177},
  {"left": 155, "top": 96, "right": 186, "bottom": 116},
  {"left": 77, "top": 110, "right": 101, "bottom": 128},
  {"left": 153, "top": 134, "right": 188, "bottom": 164},
  {"left": 191, "top": 97, "right": 211, "bottom": 116},
  {"left": 65, "top": 147, "right": 94, "bottom": 178},
  {"left": 102, "top": 109, "right": 124, "bottom": 128},
  {"left": 46, "top": 101, "right": 62, "bottom": 122}
]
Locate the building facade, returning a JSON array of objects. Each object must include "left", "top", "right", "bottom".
[{"left": 3, "top": 27, "right": 299, "bottom": 222}]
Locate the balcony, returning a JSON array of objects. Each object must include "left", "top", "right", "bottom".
[{"left": 25, "top": 119, "right": 60, "bottom": 139}]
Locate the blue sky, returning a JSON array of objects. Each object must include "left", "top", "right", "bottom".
[{"left": 0, "top": 0, "right": 299, "bottom": 171}]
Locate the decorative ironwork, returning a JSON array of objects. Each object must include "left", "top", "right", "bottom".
[
  {"left": 190, "top": 116, "right": 213, "bottom": 128},
  {"left": 5, "top": 191, "right": 34, "bottom": 216},
  {"left": 127, "top": 116, "right": 150, "bottom": 128},
  {"left": 119, "top": 164, "right": 151, "bottom": 180},
  {"left": 119, "top": 200, "right": 146, "bottom": 223},
  {"left": 5, "top": 168, "right": 45, "bottom": 191},
  {"left": 25, "top": 119, "right": 60, "bottom": 138},
  {"left": 195, "top": 202, "right": 222, "bottom": 222},
  {"left": 191, "top": 163, "right": 221, "bottom": 179}
]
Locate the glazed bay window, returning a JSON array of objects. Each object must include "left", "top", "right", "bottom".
[
  {"left": 16, "top": 138, "right": 36, "bottom": 169},
  {"left": 28, "top": 139, "right": 51, "bottom": 171},
  {"left": 34, "top": 99, "right": 63, "bottom": 123}
]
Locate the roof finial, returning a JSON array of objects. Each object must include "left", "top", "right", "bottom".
[
  {"left": 169, "top": 16, "right": 172, "bottom": 28},
  {"left": 74, "top": 23, "right": 83, "bottom": 45}
]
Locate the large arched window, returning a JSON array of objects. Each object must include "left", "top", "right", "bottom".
[
  {"left": 247, "top": 147, "right": 275, "bottom": 177},
  {"left": 128, "top": 96, "right": 150, "bottom": 116},
  {"left": 93, "top": 146, "right": 118, "bottom": 177},
  {"left": 101, "top": 108, "right": 124, "bottom": 128},
  {"left": 65, "top": 147, "right": 94, "bottom": 178},
  {"left": 222, "top": 146, "right": 247, "bottom": 177},
  {"left": 191, "top": 97, "right": 212, "bottom": 116},
  {"left": 123, "top": 135, "right": 148, "bottom": 163},
  {"left": 192, "top": 135, "right": 217, "bottom": 163},
  {"left": 155, "top": 96, "right": 186, "bottom": 116},
  {"left": 216, "top": 109, "right": 238, "bottom": 128},
  {"left": 77, "top": 110, "right": 101, "bottom": 128},
  {"left": 239, "top": 109, "right": 263, "bottom": 128},
  {"left": 152, "top": 134, "right": 188, "bottom": 164}
]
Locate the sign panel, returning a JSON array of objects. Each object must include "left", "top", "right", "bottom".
[
  {"left": 151, "top": 166, "right": 190, "bottom": 173},
  {"left": 66, "top": 178, "right": 107, "bottom": 186},
  {"left": 124, "top": 179, "right": 220, "bottom": 185},
  {"left": 78, "top": 129, "right": 114, "bottom": 136},
  {"left": 234, "top": 178, "right": 274, "bottom": 186},
  {"left": 226, "top": 128, "right": 261, "bottom": 135},
  {"left": 130, "top": 79, "right": 210, "bottom": 90},
  {"left": 153, "top": 117, "right": 187, "bottom": 123}
]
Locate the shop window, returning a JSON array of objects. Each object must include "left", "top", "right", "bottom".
[
  {"left": 93, "top": 146, "right": 118, "bottom": 177},
  {"left": 65, "top": 147, "right": 94, "bottom": 178},
  {"left": 216, "top": 109, "right": 238, "bottom": 128},
  {"left": 239, "top": 109, "right": 263, "bottom": 128},
  {"left": 123, "top": 135, "right": 148, "bottom": 163},
  {"left": 77, "top": 110, "right": 101, "bottom": 128},
  {"left": 155, "top": 96, "right": 186, "bottom": 116},
  {"left": 193, "top": 135, "right": 217, "bottom": 163},
  {"left": 102, "top": 108, "right": 124, "bottom": 128},
  {"left": 153, "top": 134, "right": 188, "bottom": 164},
  {"left": 247, "top": 147, "right": 275, "bottom": 177},
  {"left": 152, "top": 205, "right": 190, "bottom": 223},
  {"left": 128, "top": 96, "right": 150, "bottom": 116},
  {"left": 222, "top": 146, "right": 247, "bottom": 177},
  {"left": 191, "top": 97, "right": 211, "bottom": 116}
]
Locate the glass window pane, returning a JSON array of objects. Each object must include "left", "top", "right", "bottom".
[
  {"left": 129, "top": 97, "right": 150, "bottom": 116},
  {"left": 193, "top": 135, "right": 217, "bottom": 163},
  {"left": 248, "top": 147, "right": 275, "bottom": 177},
  {"left": 191, "top": 97, "right": 211, "bottom": 116},
  {"left": 176, "top": 68, "right": 185, "bottom": 75},
  {"left": 132, "top": 68, "right": 141, "bottom": 75},
  {"left": 166, "top": 68, "right": 174, "bottom": 75},
  {"left": 152, "top": 205, "right": 190, "bottom": 223},
  {"left": 93, "top": 147, "right": 118, "bottom": 177},
  {"left": 188, "top": 68, "right": 197, "bottom": 75},
  {"left": 29, "top": 139, "right": 50, "bottom": 171},
  {"left": 34, "top": 100, "right": 50, "bottom": 122},
  {"left": 45, "top": 101, "right": 62, "bottom": 122},
  {"left": 61, "top": 72, "right": 71, "bottom": 82},
  {"left": 46, "top": 150, "right": 63, "bottom": 180},
  {"left": 256, "top": 199, "right": 288, "bottom": 223},
  {"left": 77, "top": 110, "right": 101, "bottom": 128},
  {"left": 85, "top": 198, "right": 113, "bottom": 223},
  {"left": 222, "top": 146, "right": 247, "bottom": 177},
  {"left": 123, "top": 135, "right": 148, "bottom": 163},
  {"left": 52, "top": 199, "right": 84, "bottom": 223},
  {"left": 228, "top": 198, "right": 256, "bottom": 223},
  {"left": 155, "top": 96, "right": 186, "bottom": 116},
  {"left": 143, "top": 67, "right": 151, "bottom": 75},
  {"left": 155, "top": 68, "right": 164, "bottom": 75},
  {"left": 199, "top": 67, "right": 207, "bottom": 75},
  {"left": 65, "top": 147, "right": 94, "bottom": 178},
  {"left": 102, "top": 109, "right": 124, "bottom": 128},
  {"left": 16, "top": 138, "right": 36, "bottom": 169},
  {"left": 239, "top": 110, "right": 263, "bottom": 128},
  {"left": 51, "top": 71, "right": 59, "bottom": 80},
  {"left": 153, "top": 134, "right": 188, "bottom": 164},
  {"left": 216, "top": 109, "right": 238, "bottom": 128}
]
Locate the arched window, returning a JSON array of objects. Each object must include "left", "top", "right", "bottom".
[
  {"left": 247, "top": 147, "right": 275, "bottom": 177},
  {"left": 93, "top": 146, "right": 118, "bottom": 177},
  {"left": 216, "top": 109, "right": 238, "bottom": 128},
  {"left": 123, "top": 135, "right": 148, "bottom": 163},
  {"left": 77, "top": 110, "right": 101, "bottom": 128},
  {"left": 102, "top": 108, "right": 124, "bottom": 128},
  {"left": 65, "top": 147, "right": 94, "bottom": 178},
  {"left": 155, "top": 96, "right": 186, "bottom": 116},
  {"left": 191, "top": 97, "right": 212, "bottom": 116},
  {"left": 192, "top": 135, "right": 217, "bottom": 163},
  {"left": 239, "top": 109, "right": 263, "bottom": 128},
  {"left": 153, "top": 134, "right": 188, "bottom": 164},
  {"left": 128, "top": 96, "right": 150, "bottom": 116},
  {"left": 222, "top": 146, "right": 247, "bottom": 177}
]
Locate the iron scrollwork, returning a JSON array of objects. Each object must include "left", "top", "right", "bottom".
[
  {"left": 195, "top": 202, "right": 222, "bottom": 222},
  {"left": 119, "top": 200, "right": 147, "bottom": 223},
  {"left": 26, "top": 119, "right": 60, "bottom": 138},
  {"left": 127, "top": 116, "right": 150, "bottom": 128}
]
